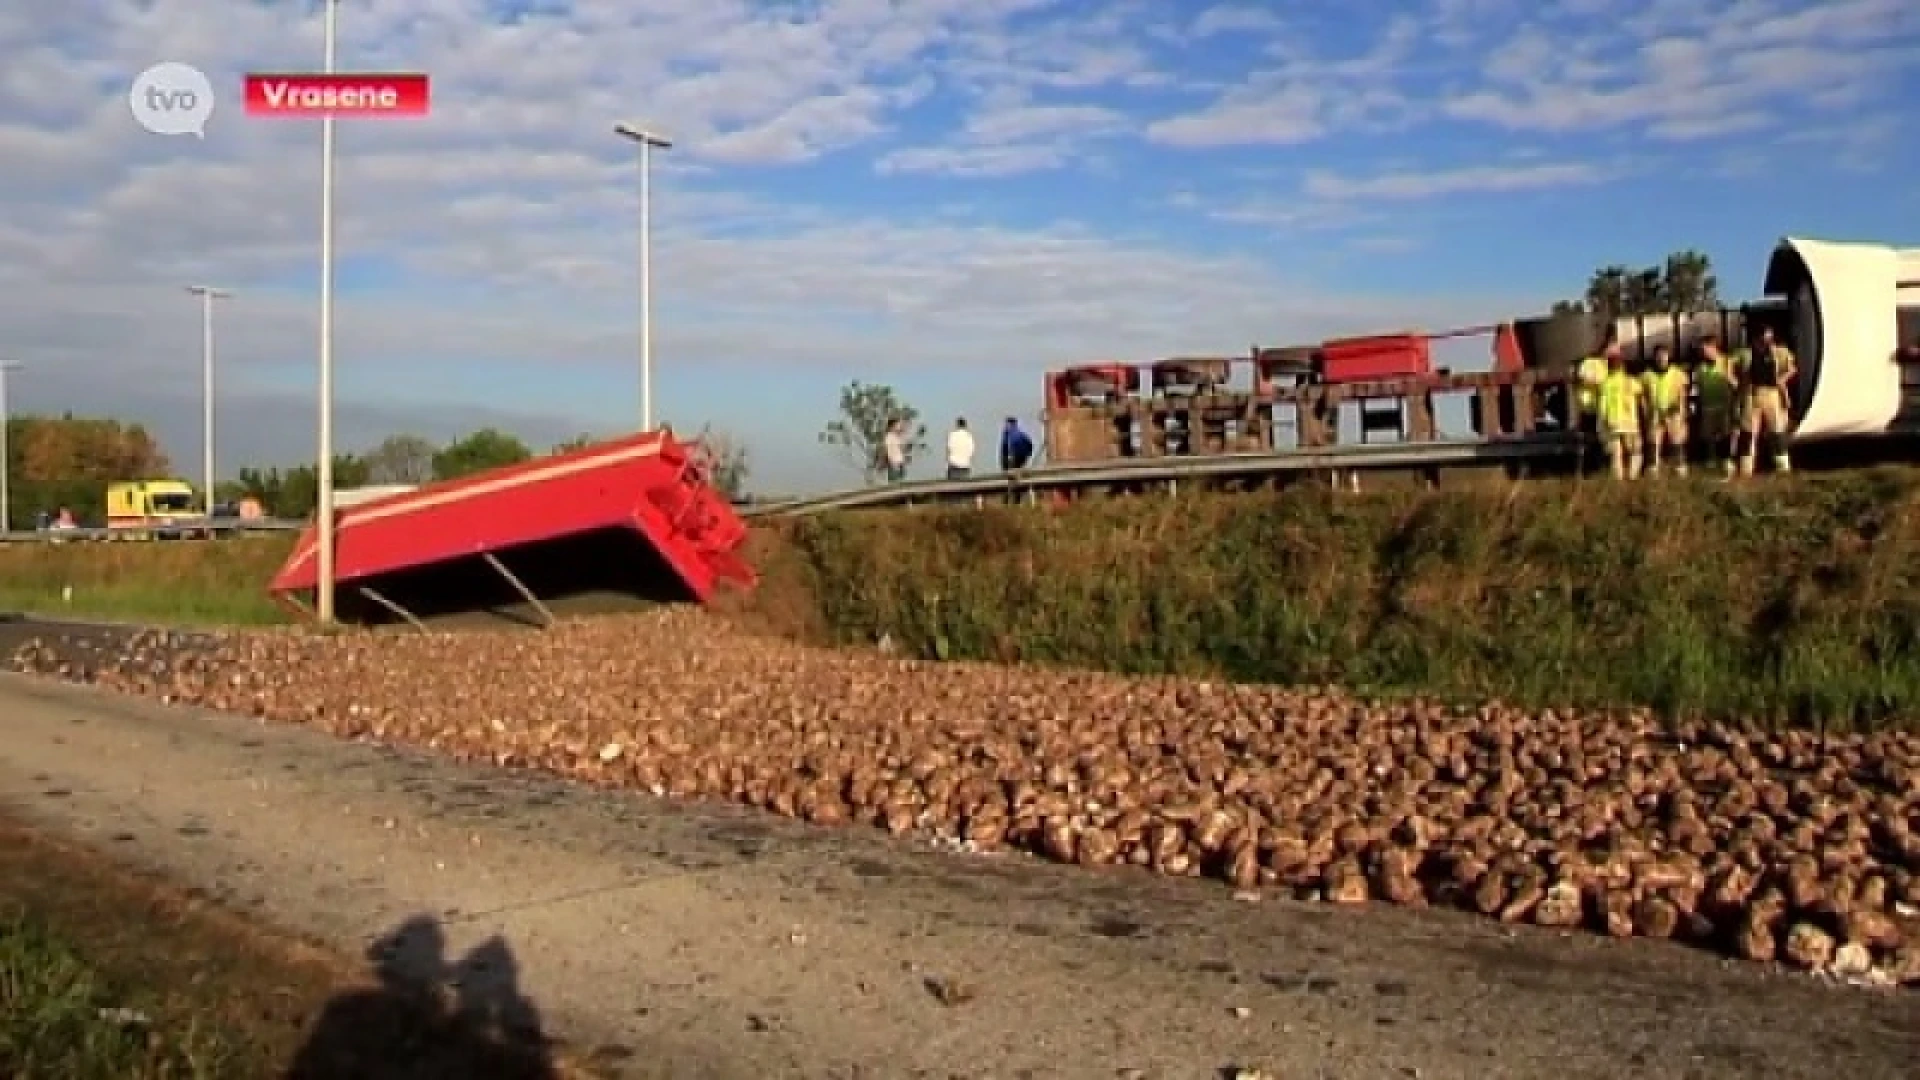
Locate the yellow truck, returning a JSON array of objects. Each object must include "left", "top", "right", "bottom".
[{"left": 106, "top": 480, "right": 201, "bottom": 538}]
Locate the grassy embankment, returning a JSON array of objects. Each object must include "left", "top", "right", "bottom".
[
  {"left": 0, "top": 536, "right": 291, "bottom": 625},
  {"left": 7, "top": 471, "right": 1920, "bottom": 726},
  {"left": 757, "top": 468, "right": 1920, "bottom": 730}
]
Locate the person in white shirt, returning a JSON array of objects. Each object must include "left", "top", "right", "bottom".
[
  {"left": 882, "top": 419, "right": 907, "bottom": 483},
  {"left": 945, "top": 417, "right": 975, "bottom": 480}
]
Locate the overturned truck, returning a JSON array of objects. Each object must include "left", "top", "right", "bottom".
[{"left": 267, "top": 430, "right": 755, "bottom": 627}]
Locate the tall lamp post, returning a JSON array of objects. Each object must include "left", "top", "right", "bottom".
[
  {"left": 613, "top": 122, "right": 671, "bottom": 432},
  {"left": 0, "top": 362, "right": 18, "bottom": 533},
  {"left": 186, "top": 285, "right": 231, "bottom": 514},
  {"left": 316, "top": 0, "right": 341, "bottom": 622}
]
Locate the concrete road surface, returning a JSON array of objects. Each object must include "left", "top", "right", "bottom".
[{"left": 0, "top": 673, "right": 1913, "bottom": 1079}]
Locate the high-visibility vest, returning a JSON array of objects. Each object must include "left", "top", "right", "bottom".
[
  {"left": 1599, "top": 371, "right": 1641, "bottom": 433},
  {"left": 1641, "top": 366, "right": 1687, "bottom": 417},
  {"left": 1576, "top": 355, "right": 1607, "bottom": 410},
  {"left": 1696, "top": 359, "right": 1735, "bottom": 417}
]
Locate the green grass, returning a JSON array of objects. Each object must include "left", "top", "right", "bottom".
[
  {"left": 0, "top": 536, "right": 292, "bottom": 625},
  {"left": 0, "top": 908, "right": 244, "bottom": 1079},
  {"left": 765, "top": 468, "right": 1920, "bottom": 731},
  {"left": 17, "top": 472, "right": 1920, "bottom": 729},
  {"left": 0, "top": 818, "right": 584, "bottom": 1080}
]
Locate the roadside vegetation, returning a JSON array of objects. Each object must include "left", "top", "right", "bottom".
[
  {"left": 0, "top": 818, "right": 572, "bottom": 1079},
  {"left": 12, "top": 467, "right": 1920, "bottom": 728},
  {"left": 0, "top": 535, "right": 291, "bottom": 625},
  {"left": 762, "top": 468, "right": 1920, "bottom": 731},
  {"left": 0, "top": 909, "right": 245, "bottom": 1078},
  {"left": 0, "top": 820, "right": 304, "bottom": 1078}
]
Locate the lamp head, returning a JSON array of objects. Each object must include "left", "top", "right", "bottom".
[{"left": 614, "top": 123, "right": 672, "bottom": 149}]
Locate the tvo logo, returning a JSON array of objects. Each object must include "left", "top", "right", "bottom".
[{"left": 129, "top": 62, "right": 215, "bottom": 137}]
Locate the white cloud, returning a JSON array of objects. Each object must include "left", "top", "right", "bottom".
[
  {"left": 1173, "top": 159, "right": 1600, "bottom": 252},
  {"left": 1172, "top": 191, "right": 1375, "bottom": 233},
  {"left": 1188, "top": 6, "right": 1287, "bottom": 39},
  {"left": 1144, "top": 84, "right": 1329, "bottom": 147},
  {"left": 1771, "top": 113, "right": 1904, "bottom": 175},
  {"left": 1142, "top": 15, "right": 1421, "bottom": 149},
  {"left": 0, "top": 0, "right": 1902, "bottom": 492},
  {"left": 876, "top": 143, "right": 1072, "bottom": 177},
  {"left": 870, "top": 3, "right": 1164, "bottom": 178},
  {"left": 1441, "top": 0, "right": 1920, "bottom": 138},
  {"left": 963, "top": 103, "right": 1128, "bottom": 145},
  {"left": 1304, "top": 162, "right": 1609, "bottom": 201},
  {"left": 1150, "top": 0, "right": 1919, "bottom": 147},
  {"left": 875, "top": 101, "right": 1130, "bottom": 175}
]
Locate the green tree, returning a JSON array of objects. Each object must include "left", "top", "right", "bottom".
[
  {"left": 234, "top": 455, "right": 371, "bottom": 518},
  {"left": 1624, "top": 267, "right": 1666, "bottom": 315},
  {"left": 693, "top": 424, "right": 750, "bottom": 500},
  {"left": 1564, "top": 250, "right": 1720, "bottom": 343},
  {"left": 431, "top": 428, "right": 532, "bottom": 481},
  {"left": 550, "top": 434, "right": 596, "bottom": 454},
  {"left": 362, "top": 433, "right": 438, "bottom": 485},
  {"left": 231, "top": 466, "right": 284, "bottom": 511},
  {"left": 1662, "top": 249, "right": 1718, "bottom": 312},
  {"left": 4, "top": 413, "right": 171, "bottom": 528},
  {"left": 1584, "top": 266, "right": 1631, "bottom": 322},
  {"left": 819, "top": 381, "right": 926, "bottom": 483}
]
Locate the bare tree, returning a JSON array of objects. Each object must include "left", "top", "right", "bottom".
[
  {"left": 362, "top": 433, "right": 437, "bottom": 485},
  {"left": 693, "top": 424, "right": 751, "bottom": 500},
  {"left": 819, "top": 381, "right": 927, "bottom": 484}
]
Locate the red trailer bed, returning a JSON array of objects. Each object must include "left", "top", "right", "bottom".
[{"left": 267, "top": 430, "right": 754, "bottom": 625}]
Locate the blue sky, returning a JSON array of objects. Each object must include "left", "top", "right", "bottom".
[{"left": 0, "top": 0, "right": 1915, "bottom": 494}]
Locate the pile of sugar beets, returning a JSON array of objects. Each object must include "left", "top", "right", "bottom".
[{"left": 14, "top": 609, "right": 1920, "bottom": 987}]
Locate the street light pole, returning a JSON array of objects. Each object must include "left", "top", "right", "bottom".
[
  {"left": 316, "top": 0, "right": 340, "bottom": 622},
  {"left": 186, "top": 285, "right": 231, "bottom": 515},
  {"left": 0, "top": 362, "right": 18, "bottom": 533},
  {"left": 614, "top": 123, "right": 671, "bottom": 432}
]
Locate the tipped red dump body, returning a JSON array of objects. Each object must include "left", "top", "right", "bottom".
[{"left": 267, "top": 430, "right": 755, "bottom": 618}]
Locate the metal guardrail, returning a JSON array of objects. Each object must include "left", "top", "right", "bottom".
[
  {"left": 0, "top": 518, "right": 307, "bottom": 544},
  {"left": 0, "top": 438, "right": 1580, "bottom": 540},
  {"left": 742, "top": 435, "right": 1582, "bottom": 519}
]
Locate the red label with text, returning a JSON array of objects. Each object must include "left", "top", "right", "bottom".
[{"left": 243, "top": 73, "right": 430, "bottom": 116}]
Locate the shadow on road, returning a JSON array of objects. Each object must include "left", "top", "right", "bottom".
[{"left": 285, "top": 914, "right": 560, "bottom": 1079}]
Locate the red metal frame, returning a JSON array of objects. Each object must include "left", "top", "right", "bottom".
[
  {"left": 1044, "top": 364, "right": 1142, "bottom": 409},
  {"left": 1317, "top": 333, "right": 1432, "bottom": 382},
  {"left": 1490, "top": 323, "right": 1524, "bottom": 372},
  {"left": 267, "top": 430, "right": 755, "bottom": 613}
]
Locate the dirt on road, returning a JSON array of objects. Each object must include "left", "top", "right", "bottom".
[{"left": 0, "top": 664, "right": 1915, "bottom": 1080}]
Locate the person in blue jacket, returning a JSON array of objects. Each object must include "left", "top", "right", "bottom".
[{"left": 1000, "top": 417, "right": 1034, "bottom": 471}]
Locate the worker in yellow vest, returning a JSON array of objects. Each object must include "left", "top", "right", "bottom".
[
  {"left": 1575, "top": 346, "right": 1610, "bottom": 439},
  {"left": 1733, "top": 324, "right": 1796, "bottom": 476},
  {"left": 1694, "top": 335, "right": 1738, "bottom": 476},
  {"left": 1598, "top": 350, "right": 1645, "bottom": 479},
  {"left": 1640, "top": 344, "right": 1689, "bottom": 476}
]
